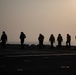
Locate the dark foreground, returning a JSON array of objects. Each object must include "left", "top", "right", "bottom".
[
  {"left": 0, "top": 45, "right": 76, "bottom": 74},
  {"left": 1, "top": 55, "right": 76, "bottom": 75}
]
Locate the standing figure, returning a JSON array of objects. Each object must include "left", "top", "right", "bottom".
[
  {"left": 57, "top": 34, "right": 63, "bottom": 47},
  {"left": 49, "top": 34, "right": 55, "bottom": 47},
  {"left": 66, "top": 34, "right": 71, "bottom": 47},
  {"left": 1, "top": 31, "right": 7, "bottom": 49},
  {"left": 38, "top": 34, "right": 44, "bottom": 48},
  {"left": 20, "top": 32, "right": 26, "bottom": 49}
]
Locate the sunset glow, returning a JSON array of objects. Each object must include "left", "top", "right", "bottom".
[{"left": 0, "top": 0, "right": 76, "bottom": 45}]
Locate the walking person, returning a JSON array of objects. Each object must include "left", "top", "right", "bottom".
[
  {"left": 20, "top": 32, "right": 26, "bottom": 49},
  {"left": 66, "top": 34, "right": 71, "bottom": 47},
  {"left": 57, "top": 34, "right": 63, "bottom": 47},
  {"left": 49, "top": 34, "right": 55, "bottom": 47},
  {"left": 38, "top": 34, "right": 44, "bottom": 49},
  {"left": 1, "top": 31, "right": 7, "bottom": 49}
]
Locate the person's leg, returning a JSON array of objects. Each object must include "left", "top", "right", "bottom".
[
  {"left": 51, "top": 41, "right": 53, "bottom": 47},
  {"left": 58, "top": 41, "right": 59, "bottom": 47},
  {"left": 59, "top": 41, "right": 61, "bottom": 47},
  {"left": 21, "top": 41, "right": 23, "bottom": 49},
  {"left": 69, "top": 41, "right": 71, "bottom": 47},
  {"left": 2, "top": 41, "right": 5, "bottom": 49},
  {"left": 66, "top": 41, "right": 68, "bottom": 46}
]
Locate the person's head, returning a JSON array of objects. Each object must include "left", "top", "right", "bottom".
[
  {"left": 67, "top": 34, "right": 69, "bottom": 36},
  {"left": 21, "top": 32, "right": 24, "bottom": 34},
  {"left": 39, "top": 34, "right": 42, "bottom": 36},
  {"left": 51, "top": 34, "right": 53, "bottom": 36},
  {"left": 2, "top": 31, "right": 5, "bottom": 34},
  {"left": 58, "top": 34, "right": 61, "bottom": 36}
]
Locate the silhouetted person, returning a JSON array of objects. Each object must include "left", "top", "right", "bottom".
[
  {"left": 20, "top": 32, "right": 26, "bottom": 49},
  {"left": 57, "top": 34, "right": 63, "bottom": 47},
  {"left": 38, "top": 34, "right": 44, "bottom": 48},
  {"left": 49, "top": 34, "right": 55, "bottom": 47},
  {"left": 66, "top": 34, "right": 71, "bottom": 47},
  {"left": 1, "top": 31, "right": 7, "bottom": 49},
  {"left": 75, "top": 36, "right": 76, "bottom": 40}
]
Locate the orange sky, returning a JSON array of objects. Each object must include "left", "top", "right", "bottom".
[{"left": 0, "top": 0, "right": 76, "bottom": 45}]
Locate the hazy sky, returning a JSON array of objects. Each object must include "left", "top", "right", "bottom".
[{"left": 0, "top": 0, "right": 76, "bottom": 45}]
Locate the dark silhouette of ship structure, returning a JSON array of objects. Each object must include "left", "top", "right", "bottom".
[{"left": 0, "top": 32, "right": 76, "bottom": 74}]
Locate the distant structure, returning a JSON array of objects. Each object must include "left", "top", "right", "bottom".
[
  {"left": 66, "top": 34, "right": 71, "bottom": 47},
  {"left": 49, "top": 34, "right": 55, "bottom": 47},
  {"left": 0, "top": 31, "right": 7, "bottom": 49},
  {"left": 20, "top": 32, "right": 26, "bottom": 49},
  {"left": 57, "top": 34, "right": 63, "bottom": 47},
  {"left": 38, "top": 34, "right": 44, "bottom": 48}
]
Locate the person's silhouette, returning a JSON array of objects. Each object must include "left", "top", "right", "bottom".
[
  {"left": 38, "top": 34, "right": 44, "bottom": 48},
  {"left": 1, "top": 31, "right": 7, "bottom": 49},
  {"left": 49, "top": 34, "right": 55, "bottom": 47},
  {"left": 66, "top": 34, "right": 71, "bottom": 47},
  {"left": 20, "top": 32, "right": 26, "bottom": 49},
  {"left": 57, "top": 34, "right": 63, "bottom": 47},
  {"left": 75, "top": 36, "right": 76, "bottom": 39}
]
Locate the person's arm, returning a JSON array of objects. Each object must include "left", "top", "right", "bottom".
[
  {"left": 6, "top": 35, "right": 8, "bottom": 42},
  {"left": 62, "top": 37, "right": 63, "bottom": 42},
  {"left": 54, "top": 37, "right": 55, "bottom": 43}
]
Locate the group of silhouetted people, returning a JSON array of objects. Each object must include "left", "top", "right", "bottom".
[
  {"left": 0, "top": 31, "right": 72, "bottom": 49},
  {"left": 38, "top": 33, "right": 71, "bottom": 48},
  {"left": 49, "top": 34, "right": 71, "bottom": 48}
]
